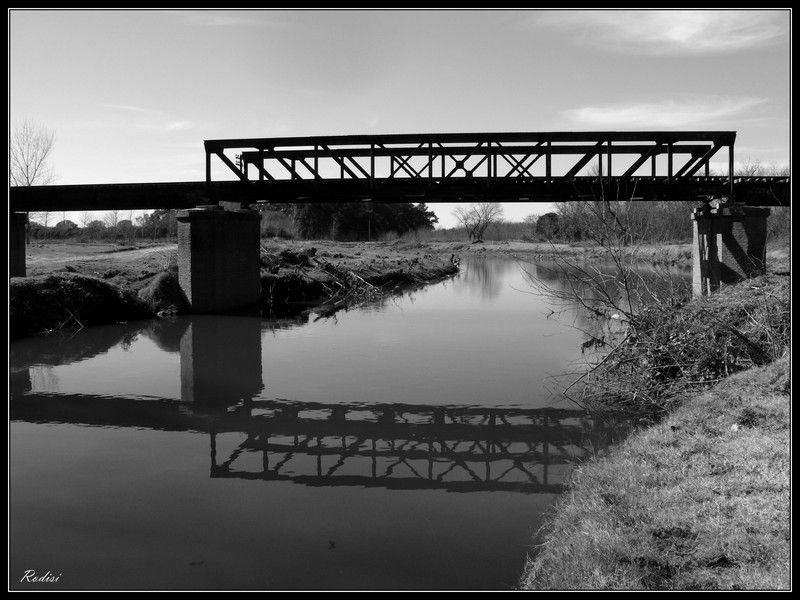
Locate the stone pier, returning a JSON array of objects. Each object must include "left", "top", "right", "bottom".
[
  {"left": 691, "top": 205, "right": 770, "bottom": 297},
  {"left": 177, "top": 205, "right": 261, "bottom": 313},
  {"left": 10, "top": 212, "right": 28, "bottom": 277}
]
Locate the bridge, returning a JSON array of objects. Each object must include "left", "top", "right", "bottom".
[
  {"left": 9, "top": 131, "right": 790, "bottom": 210},
  {"left": 9, "top": 131, "right": 790, "bottom": 304}
]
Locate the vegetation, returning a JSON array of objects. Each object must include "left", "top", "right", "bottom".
[
  {"left": 290, "top": 202, "right": 438, "bottom": 241},
  {"left": 452, "top": 202, "right": 504, "bottom": 242},
  {"left": 10, "top": 120, "right": 55, "bottom": 187},
  {"left": 521, "top": 353, "right": 790, "bottom": 590},
  {"left": 573, "top": 273, "right": 789, "bottom": 416}
]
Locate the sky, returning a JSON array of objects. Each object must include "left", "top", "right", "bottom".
[{"left": 9, "top": 9, "right": 791, "bottom": 228}]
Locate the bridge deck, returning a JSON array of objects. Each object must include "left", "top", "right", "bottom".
[{"left": 8, "top": 176, "right": 790, "bottom": 211}]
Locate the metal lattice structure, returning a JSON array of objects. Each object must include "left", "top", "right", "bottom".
[
  {"left": 9, "top": 131, "right": 789, "bottom": 210},
  {"left": 202, "top": 131, "right": 787, "bottom": 205}
]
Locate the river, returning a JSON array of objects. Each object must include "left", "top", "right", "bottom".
[{"left": 9, "top": 254, "right": 688, "bottom": 590}]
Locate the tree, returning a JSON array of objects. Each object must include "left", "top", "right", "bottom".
[
  {"left": 536, "top": 212, "right": 561, "bottom": 239},
  {"left": 104, "top": 210, "right": 120, "bottom": 229},
  {"left": 10, "top": 120, "right": 55, "bottom": 186},
  {"left": 292, "top": 202, "right": 437, "bottom": 241},
  {"left": 11, "top": 120, "right": 56, "bottom": 243},
  {"left": 452, "top": 202, "right": 504, "bottom": 242}
]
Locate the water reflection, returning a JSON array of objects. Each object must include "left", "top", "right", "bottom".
[
  {"left": 10, "top": 311, "right": 627, "bottom": 495},
  {"left": 209, "top": 400, "right": 621, "bottom": 494},
  {"left": 456, "top": 254, "right": 518, "bottom": 299}
]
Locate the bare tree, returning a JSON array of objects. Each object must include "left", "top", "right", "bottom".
[
  {"left": 11, "top": 120, "right": 57, "bottom": 242},
  {"left": 452, "top": 202, "right": 504, "bottom": 242},
  {"left": 104, "top": 210, "right": 120, "bottom": 229},
  {"left": 10, "top": 120, "right": 56, "bottom": 186}
]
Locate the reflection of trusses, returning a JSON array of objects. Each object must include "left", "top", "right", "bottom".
[
  {"left": 209, "top": 399, "right": 624, "bottom": 494},
  {"left": 201, "top": 131, "right": 788, "bottom": 205},
  {"left": 11, "top": 393, "right": 627, "bottom": 493}
]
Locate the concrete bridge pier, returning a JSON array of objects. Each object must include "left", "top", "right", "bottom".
[
  {"left": 10, "top": 212, "right": 28, "bottom": 277},
  {"left": 177, "top": 205, "right": 262, "bottom": 313},
  {"left": 691, "top": 205, "right": 770, "bottom": 297}
]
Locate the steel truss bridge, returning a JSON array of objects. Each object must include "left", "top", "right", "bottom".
[
  {"left": 9, "top": 131, "right": 790, "bottom": 210},
  {"left": 11, "top": 393, "right": 628, "bottom": 494}
]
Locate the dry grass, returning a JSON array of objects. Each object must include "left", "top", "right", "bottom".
[{"left": 520, "top": 354, "right": 791, "bottom": 590}]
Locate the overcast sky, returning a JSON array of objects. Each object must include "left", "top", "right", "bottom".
[{"left": 10, "top": 9, "right": 790, "bottom": 228}]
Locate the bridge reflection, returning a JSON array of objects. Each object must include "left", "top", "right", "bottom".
[
  {"left": 11, "top": 313, "right": 629, "bottom": 495},
  {"left": 209, "top": 399, "right": 625, "bottom": 494}
]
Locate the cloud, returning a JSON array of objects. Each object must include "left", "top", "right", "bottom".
[
  {"left": 531, "top": 10, "right": 786, "bottom": 55},
  {"left": 97, "top": 103, "right": 155, "bottom": 114},
  {"left": 176, "top": 11, "right": 288, "bottom": 28},
  {"left": 165, "top": 120, "right": 194, "bottom": 132},
  {"left": 562, "top": 96, "right": 768, "bottom": 128}
]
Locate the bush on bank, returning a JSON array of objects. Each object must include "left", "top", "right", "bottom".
[{"left": 581, "top": 274, "right": 790, "bottom": 417}]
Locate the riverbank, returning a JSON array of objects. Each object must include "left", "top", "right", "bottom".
[
  {"left": 519, "top": 273, "right": 791, "bottom": 590},
  {"left": 10, "top": 240, "right": 459, "bottom": 339},
  {"left": 393, "top": 239, "right": 695, "bottom": 267}
]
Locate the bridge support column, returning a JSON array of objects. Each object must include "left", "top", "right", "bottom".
[
  {"left": 10, "top": 212, "right": 28, "bottom": 277},
  {"left": 691, "top": 205, "right": 770, "bottom": 297},
  {"left": 177, "top": 205, "right": 261, "bottom": 313}
]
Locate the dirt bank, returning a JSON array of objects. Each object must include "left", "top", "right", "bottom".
[{"left": 11, "top": 240, "right": 459, "bottom": 339}]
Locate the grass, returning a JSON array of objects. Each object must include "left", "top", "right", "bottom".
[{"left": 520, "top": 353, "right": 791, "bottom": 590}]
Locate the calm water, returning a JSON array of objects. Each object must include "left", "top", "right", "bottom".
[{"left": 10, "top": 255, "right": 685, "bottom": 590}]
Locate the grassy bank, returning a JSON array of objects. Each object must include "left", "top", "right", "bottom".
[
  {"left": 520, "top": 354, "right": 790, "bottom": 590},
  {"left": 520, "top": 271, "right": 791, "bottom": 590}
]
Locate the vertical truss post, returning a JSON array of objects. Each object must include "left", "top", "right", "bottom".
[
  {"left": 729, "top": 143, "right": 735, "bottom": 199},
  {"left": 258, "top": 149, "right": 264, "bottom": 182},
  {"left": 370, "top": 143, "right": 375, "bottom": 190},
  {"left": 668, "top": 143, "right": 674, "bottom": 184},
  {"left": 428, "top": 142, "right": 433, "bottom": 180},
  {"left": 607, "top": 140, "right": 612, "bottom": 189},
  {"left": 598, "top": 152, "right": 603, "bottom": 178},
  {"left": 651, "top": 151, "right": 657, "bottom": 177},
  {"left": 205, "top": 150, "right": 211, "bottom": 183},
  {"left": 546, "top": 141, "right": 551, "bottom": 180}
]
